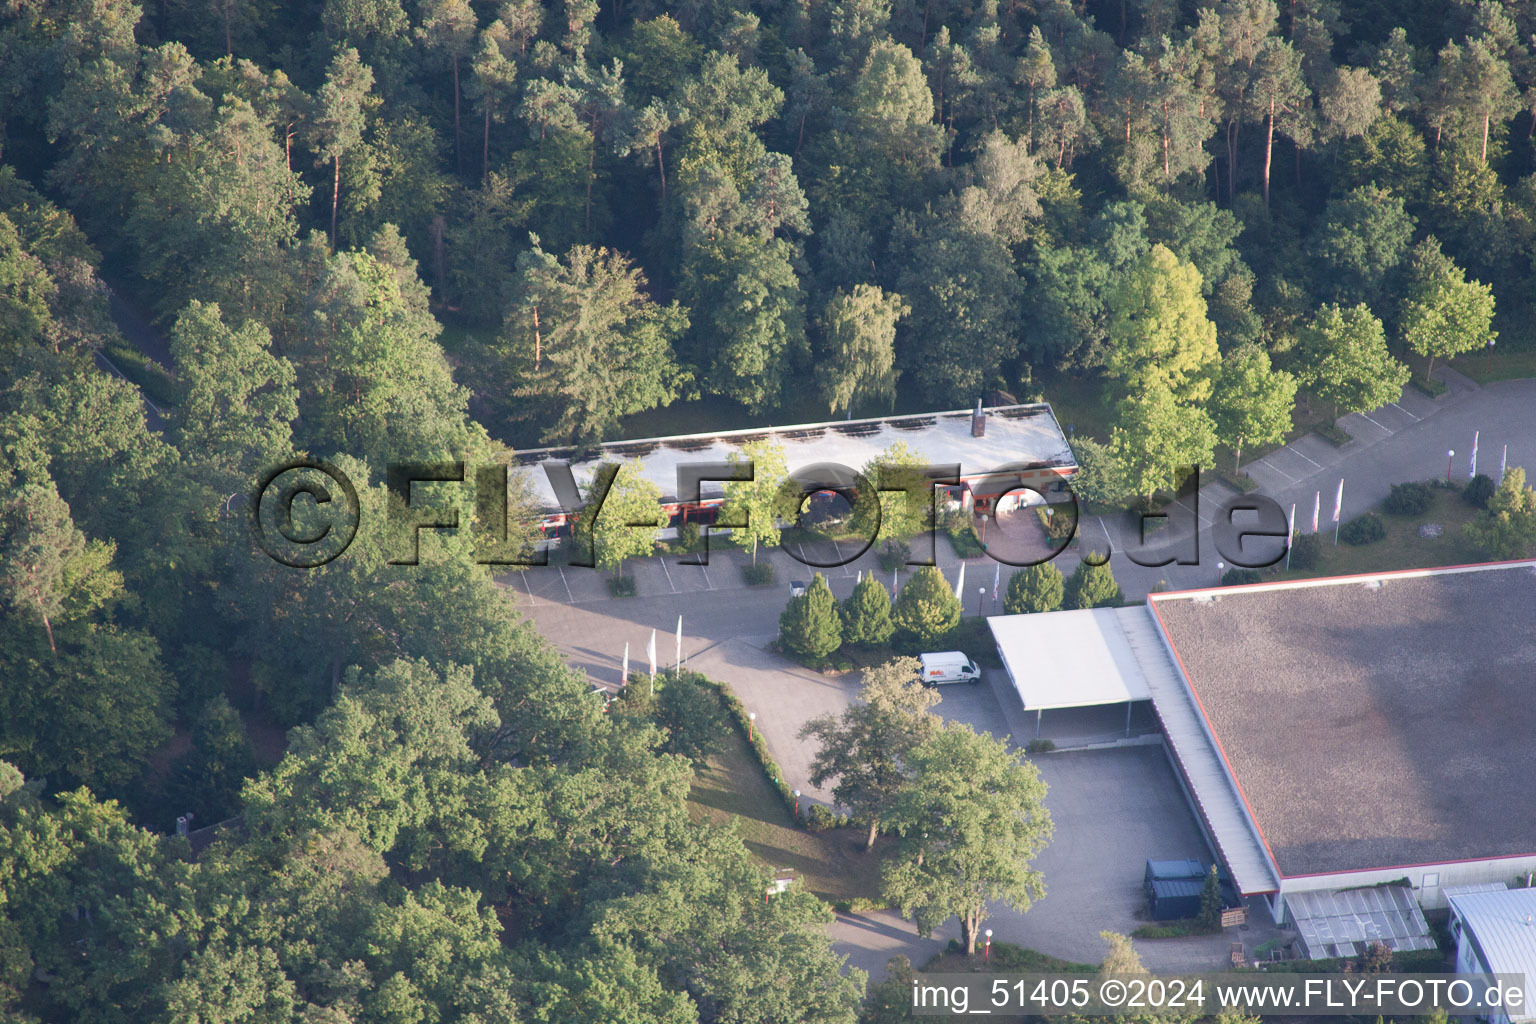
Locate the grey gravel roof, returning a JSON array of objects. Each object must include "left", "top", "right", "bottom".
[{"left": 1151, "top": 563, "right": 1536, "bottom": 878}]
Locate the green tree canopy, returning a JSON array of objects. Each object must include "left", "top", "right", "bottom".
[
  {"left": 891, "top": 565, "right": 961, "bottom": 644},
  {"left": 1294, "top": 303, "right": 1410, "bottom": 419},
  {"left": 503, "top": 239, "right": 689, "bottom": 446},
  {"left": 1399, "top": 238, "right": 1497, "bottom": 383},
  {"left": 840, "top": 573, "right": 895, "bottom": 647},
  {"left": 881, "top": 723, "right": 1053, "bottom": 954},
  {"left": 799, "top": 656, "right": 938, "bottom": 850},
  {"left": 779, "top": 572, "right": 842, "bottom": 661},
  {"left": 1103, "top": 244, "right": 1220, "bottom": 404},
  {"left": 1004, "top": 563, "right": 1065, "bottom": 614}
]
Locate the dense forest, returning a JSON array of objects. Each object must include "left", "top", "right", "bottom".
[{"left": 0, "top": 0, "right": 1532, "bottom": 1019}]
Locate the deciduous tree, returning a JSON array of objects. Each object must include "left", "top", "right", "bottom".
[
  {"left": 799, "top": 657, "right": 938, "bottom": 849},
  {"left": 881, "top": 723, "right": 1053, "bottom": 954}
]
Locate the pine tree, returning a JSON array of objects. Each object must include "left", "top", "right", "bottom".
[
  {"left": 1004, "top": 563, "right": 1064, "bottom": 615},
  {"left": 1066, "top": 556, "right": 1121, "bottom": 610},
  {"left": 891, "top": 565, "right": 961, "bottom": 644},
  {"left": 841, "top": 574, "right": 894, "bottom": 646},
  {"left": 779, "top": 572, "right": 842, "bottom": 660}
]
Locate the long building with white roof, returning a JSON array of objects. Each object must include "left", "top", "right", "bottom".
[{"left": 513, "top": 402, "right": 1077, "bottom": 531}]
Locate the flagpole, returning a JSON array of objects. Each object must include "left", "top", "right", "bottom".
[
  {"left": 1286, "top": 503, "right": 1296, "bottom": 569},
  {"left": 1470, "top": 430, "right": 1480, "bottom": 480}
]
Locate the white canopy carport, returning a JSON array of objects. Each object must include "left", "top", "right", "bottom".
[{"left": 987, "top": 608, "right": 1152, "bottom": 736}]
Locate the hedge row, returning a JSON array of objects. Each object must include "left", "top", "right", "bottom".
[{"left": 690, "top": 672, "right": 800, "bottom": 822}]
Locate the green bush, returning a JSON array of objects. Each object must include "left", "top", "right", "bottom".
[
  {"left": 741, "top": 561, "right": 776, "bottom": 585},
  {"left": 833, "top": 896, "right": 890, "bottom": 914},
  {"left": 104, "top": 340, "right": 181, "bottom": 409},
  {"left": 840, "top": 574, "right": 894, "bottom": 646},
  {"left": 1035, "top": 505, "right": 1077, "bottom": 543},
  {"left": 676, "top": 521, "right": 702, "bottom": 552},
  {"left": 1221, "top": 567, "right": 1264, "bottom": 585},
  {"left": 779, "top": 572, "right": 842, "bottom": 660},
  {"left": 1340, "top": 512, "right": 1387, "bottom": 545},
  {"left": 805, "top": 804, "right": 838, "bottom": 831},
  {"left": 1065, "top": 555, "right": 1120, "bottom": 609},
  {"left": 1464, "top": 473, "right": 1496, "bottom": 508},
  {"left": 1384, "top": 480, "right": 1435, "bottom": 515},
  {"left": 892, "top": 565, "right": 961, "bottom": 643},
  {"left": 1005, "top": 563, "right": 1065, "bottom": 614},
  {"left": 607, "top": 575, "right": 638, "bottom": 597},
  {"left": 1024, "top": 738, "right": 1055, "bottom": 754},
  {"left": 1288, "top": 532, "right": 1322, "bottom": 569}
]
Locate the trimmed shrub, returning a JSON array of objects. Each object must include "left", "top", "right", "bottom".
[
  {"left": 1221, "top": 567, "right": 1264, "bottom": 585},
  {"left": 779, "top": 572, "right": 842, "bottom": 660},
  {"left": 840, "top": 574, "right": 894, "bottom": 646},
  {"left": 806, "top": 804, "right": 838, "bottom": 831},
  {"left": 892, "top": 565, "right": 961, "bottom": 644},
  {"left": 1065, "top": 555, "right": 1120, "bottom": 609},
  {"left": 1464, "top": 473, "right": 1496, "bottom": 508},
  {"left": 1384, "top": 480, "right": 1434, "bottom": 516},
  {"left": 1004, "top": 563, "right": 1065, "bottom": 614},
  {"left": 742, "top": 561, "right": 776, "bottom": 585},
  {"left": 1024, "top": 738, "right": 1056, "bottom": 754},
  {"left": 1288, "top": 532, "right": 1322, "bottom": 569},
  {"left": 1340, "top": 512, "right": 1387, "bottom": 545},
  {"left": 1035, "top": 505, "right": 1077, "bottom": 544},
  {"left": 676, "top": 521, "right": 702, "bottom": 552}
]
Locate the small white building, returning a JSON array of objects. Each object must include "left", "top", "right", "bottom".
[{"left": 1448, "top": 886, "right": 1536, "bottom": 1024}]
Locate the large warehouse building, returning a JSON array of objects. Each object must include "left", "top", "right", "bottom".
[
  {"left": 990, "top": 560, "right": 1536, "bottom": 949},
  {"left": 515, "top": 401, "right": 1077, "bottom": 533}
]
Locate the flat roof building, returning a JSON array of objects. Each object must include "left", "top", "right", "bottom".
[
  {"left": 993, "top": 561, "right": 1536, "bottom": 928},
  {"left": 514, "top": 402, "right": 1076, "bottom": 529},
  {"left": 1147, "top": 561, "right": 1536, "bottom": 920}
]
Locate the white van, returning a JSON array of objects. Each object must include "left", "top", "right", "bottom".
[{"left": 917, "top": 652, "right": 982, "bottom": 686}]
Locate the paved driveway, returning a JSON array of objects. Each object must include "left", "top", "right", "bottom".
[{"left": 508, "top": 374, "right": 1534, "bottom": 983}]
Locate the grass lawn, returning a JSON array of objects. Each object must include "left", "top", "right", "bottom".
[
  {"left": 1274, "top": 487, "right": 1485, "bottom": 580},
  {"left": 688, "top": 725, "right": 884, "bottom": 904},
  {"left": 1444, "top": 346, "right": 1536, "bottom": 385}
]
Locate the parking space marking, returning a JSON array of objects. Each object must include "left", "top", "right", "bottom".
[
  {"left": 1356, "top": 410, "right": 1392, "bottom": 433},
  {"left": 1389, "top": 402, "right": 1420, "bottom": 421},
  {"left": 1254, "top": 458, "right": 1298, "bottom": 481},
  {"left": 557, "top": 566, "right": 575, "bottom": 603},
  {"left": 659, "top": 556, "right": 678, "bottom": 593},
  {"left": 829, "top": 538, "right": 854, "bottom": 576},
  {"left": 519, "top": 569, "right": 531, "bottom": 604},
  {"left": 701, "top": 565, "right": 714, "bottom": 590},
  {"left": 1288, "top": 446, "right": 1323, "bottom": 468}
]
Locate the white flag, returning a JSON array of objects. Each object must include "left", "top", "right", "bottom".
[
  {"left": 646, "top": 629, "right": 657, "bottom": 679},
  {"left": 1470, "top": 430, "right": 1480, "bottom": 479},
  {"left": 1501, "top": 444, "right": 1509, "bottom": 484},
  {"left": 1312, "top": 491, "right": 1320, "bottom": 533},
  {"left": 992, "top": 562, "right": 1001, "bottom": 602},
  {"left": 954, "top": 560, "right": 966, "bottom": 600},
  {"left": 1332, "top": 479, "right": 1344, "bottom": 523},
  {"left": 675, "top": 615, "right": 682, "bottom": 670},
  {"left": 1288, "top": 502, "right": 1296, "bottom": 541},
  {"left": 621, "top": 642, "right": 629, "bottom": 687}
]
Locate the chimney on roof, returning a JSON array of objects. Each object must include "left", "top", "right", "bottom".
[{"left": 971, "top": 398, "right": 986, "bottom": 438}]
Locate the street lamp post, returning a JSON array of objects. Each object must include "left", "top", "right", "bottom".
[
  {"left": 977, "top": 586, "right": 985, "bottom": 616},
  {"left": 1488, "top": 338, "right": 1496, "bottom": 372},
  {"left": 1447, "top": 450, "right": 1456, "bottom": 484},
  {"left": 748, "top": 712, "right": 756, "bottom": 741},
  {"left": 984, "top": 929, "right": 993, "bottom": 963},
  {"left": 793, "top": 790, "right": 801, "bottom": 818},
  {"left": 1217, "top": 561, "right": 1225, "bottom": 585}
]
